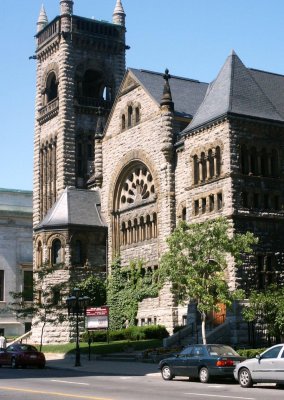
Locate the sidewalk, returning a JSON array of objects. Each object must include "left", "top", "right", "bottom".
[{"left": 45, "top": 353, "right": 160, "bottom": 377}]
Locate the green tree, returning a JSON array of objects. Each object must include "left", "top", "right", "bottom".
[
  {"left": 76, "top": 274, "right": 106, "bottom": 307},
  {"left": 158, "top": 217, "right": 257, "bottom": 344},
  {"left": 9, "top": 264, "right": 70, "bottom": 350},
  {"left": 242, "top": 284, "right": 284, "bottom": 342}
]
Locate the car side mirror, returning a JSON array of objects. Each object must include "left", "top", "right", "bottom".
[{"left": 256, "top": 354, "right": 261, "bottom": 360}]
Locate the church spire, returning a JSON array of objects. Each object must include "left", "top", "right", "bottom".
[
  {"left": 37, "top": 4, "right": 48, "bottom": 32},
  {"left": 113, "top": 0, "right": 126, "bottom": 26}
]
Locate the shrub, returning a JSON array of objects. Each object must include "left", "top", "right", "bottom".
[
  {"left": 82, "top": 325, "right": 169, "bottom": 342},
  {"left": 142, "top": 325, "right": 169, "bottom": 339},
  {"left": 237, "top": 348, "right": 266, "bottom": 358}
]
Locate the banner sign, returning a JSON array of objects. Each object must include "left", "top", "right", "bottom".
[{"left": 86, "top": 306, "right": 109, "bottom": 330}]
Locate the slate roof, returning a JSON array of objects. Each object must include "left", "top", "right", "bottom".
[
  {"left": 183, "top": 51, "right": 284, "bottom": 134},
  {"left": 35, "top": 187, "right": 106, "bottom": 231},
  {"left": 129, "top": 68, "right": 208, "bottom": 118}
]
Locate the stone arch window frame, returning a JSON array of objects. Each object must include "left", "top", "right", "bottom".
[
  {"left": 177, "top": 201, "right": 187, "bottom": 221},
  {"left": 118, "top": 163, "right": 156, "bottom": 211},
  {"left": 41, "top": 63, "right": 59, "bottom": 107},
  {"left": 46, "top": 233, "right": 66, "bottom": 267},
  {"left": 74, "top": 60, "right": 115, "bottom": 103},
  {"left": 108, "top": 151, "right": 160, "bottom": 255},
  {"left": 190, "top": 141, "right": 223, "bottom": 186}
]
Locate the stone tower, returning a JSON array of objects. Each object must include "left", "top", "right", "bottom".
[{"left": 32, "top": 1, "right": 126, "bottom": 343}]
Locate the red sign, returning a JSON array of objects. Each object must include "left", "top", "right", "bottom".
[{"left": 86, "top": 306, "right": 109, "bottom": 317}]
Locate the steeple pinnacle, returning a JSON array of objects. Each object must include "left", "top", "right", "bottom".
[
  {"left": 113, "top": 0, "right": 126, "bottom": 26},
  {"left": 160, "top": 69, "right": 174, "bottom": 111},
  {"left": 37, "top": 4, "right": 48, "bottom": 33}
]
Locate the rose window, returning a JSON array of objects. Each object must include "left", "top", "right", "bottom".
[{"left": 120, "top": 166, "right": 155, "bottom": 207}]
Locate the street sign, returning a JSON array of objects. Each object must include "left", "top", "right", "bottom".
[{"left": 86, "top": 306, "right": 109, "bottom": 330}]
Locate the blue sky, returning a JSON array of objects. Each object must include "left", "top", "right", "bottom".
[{"left": 1, "top": 0, "right": 283, "bottom": 191}]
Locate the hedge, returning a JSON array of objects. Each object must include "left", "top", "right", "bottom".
[{"left": 82, "top": 324, "right": 169, "bottom": 342}]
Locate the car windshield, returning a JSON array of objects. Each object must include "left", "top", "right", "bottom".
[
  {"left": 20, "top": 345, "right": 38, "bottom": 351},
  {"left": 207, "top": 345, "right": 239, "bottom": 357}
]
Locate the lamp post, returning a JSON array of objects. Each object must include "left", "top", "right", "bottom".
[{"left": 66, "top": 288, "right": 90, "bottom": 367}]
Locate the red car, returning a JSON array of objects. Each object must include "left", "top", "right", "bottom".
[{"left": 0, "top": 344, "right": 45, "bottom": 369}]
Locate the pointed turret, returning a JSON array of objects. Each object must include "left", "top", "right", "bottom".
[
  {"left": 37, "top": 4, "right": 48, "bottom": 33},
  {"left": 113, "top": 0, "right": 126, "bottom": 26}
]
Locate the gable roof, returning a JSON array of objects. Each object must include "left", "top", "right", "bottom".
[
  {"left": 128, "top": 68, "right": 208, "bottom": 118},
  {"left": 35, "top": 187, "right": 106, "bottom": 231},
  {"left": 183, "top": 51, "right": 284, "bottom": 134}
]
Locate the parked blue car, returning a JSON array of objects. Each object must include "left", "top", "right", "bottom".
[{"left": 159, "top": 344, "right": 245, "bottom": 383}]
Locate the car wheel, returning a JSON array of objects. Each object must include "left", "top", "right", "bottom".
[
  {"left": 238, "top": 368, "right": 253, "bottom": 388},
  {"left": 11, "top": 358, "right": 18, "bottom": 369},
  {"left": 161, "top": 364, "right": 174, "bottom": 381},
  {"left": 199, "top": 367, "right": 210, "bottom": 383}
]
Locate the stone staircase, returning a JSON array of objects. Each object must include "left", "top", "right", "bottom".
[{"left": 163, "top": 320, "right": 232, "bottom": 348}]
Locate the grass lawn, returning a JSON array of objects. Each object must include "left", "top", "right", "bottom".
[{"left": 41, "top": 338, "right": 163, "bottom": 355}]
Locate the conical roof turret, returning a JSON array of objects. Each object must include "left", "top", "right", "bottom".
[
  {"left": 113, "top": 0, "right": 126, "bottom": 26},
  {"left": 183, "top": 51, "right": 284, "bottom": 134},
  {"left": 37, "top": 4, "right": 48, "bottom": 32}
]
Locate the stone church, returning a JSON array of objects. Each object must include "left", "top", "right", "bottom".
[{"left": 32, "top": 0, "right": 284, "bottom": 344}]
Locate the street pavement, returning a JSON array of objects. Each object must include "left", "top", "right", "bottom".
[{"left": 45, "top": 353, "right": 160, "bottom": 377}]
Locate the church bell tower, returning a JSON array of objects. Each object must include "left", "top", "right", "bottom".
[{"left": 32, "top": 1, "right": 126, "bottom": 342}]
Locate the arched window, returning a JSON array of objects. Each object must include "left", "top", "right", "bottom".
[
  {"left": 37, "top": 241, "right": 43, "bottom": 268},
  {"left": 46, "top": 72, "right": 58, "bottom": 103},
  {"left": 135, "top": 107, "right": 140, "bottom": 123},
  {"left": 215, "top": 146, "right": 221, "bottom": 176},
  {"left": 208, "top": 149, "right": 214, "bottom": 178},
  {"left": 201, "top": 152, "right": 206, "bottom": 181},
  {"left": 193, "top": 155, "right": 199, "bottom": 184},
  {"left": 52, "top": 239, "right": 62, "bottom": 265},
  {"left": 128, "top": 106, "right": 133, "bottom": 127},
  {"left": 122, "top": 114, "right": 126, "bottom": 130}
]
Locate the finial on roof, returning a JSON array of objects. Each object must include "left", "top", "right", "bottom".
[
  {"left": 160, "top": 68, "right": 174, "bottom": 110},
  {"left": 37, "top": 4, "right": 48, "bottom": 32},
  {"left": 113, "top": 0, "right": 126, "bottom": 26}
]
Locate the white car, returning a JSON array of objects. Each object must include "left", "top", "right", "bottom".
[{"left": 234, "top": 344, "right": 284, "bottom": 388}]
